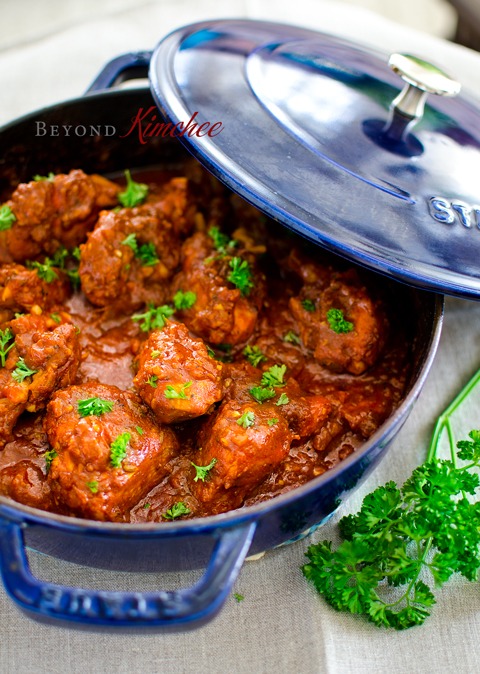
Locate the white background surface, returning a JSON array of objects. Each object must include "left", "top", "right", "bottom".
[{"left": 1, "top": 2, "right": 480, "bottom": 673}]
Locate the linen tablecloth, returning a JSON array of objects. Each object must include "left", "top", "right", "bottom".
[{"left": 1, "top": 2, "right": 480, "bottom": 672}]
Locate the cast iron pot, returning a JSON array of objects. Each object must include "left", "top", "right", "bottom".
[{"left": 0, "top": 54, "right": 443, "bottom": 629}]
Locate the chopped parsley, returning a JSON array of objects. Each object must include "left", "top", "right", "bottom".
[
  {"left": 326, "top": 308, "right": 354, "bottom": 334},
  {"left": 77, "top": 397, "right": 114, "bottom": 417},
  {"left": 0, "top": 328, "right": 15, "bottom": 367},
  {"left": 164, "top": 381, "right": 192, "bottom": 399},
  {"left": 150, "top": 350, "right": 162, "bottom": 358},
  {"left": 44, "top": 448, "right": 57, "bottom": 473},
  {"left": 85, "top": 480, "right": 99, "bottom": 494},
  {"left": 267, "top": 418, "right": 279, "bottom": 426},
  {"left": 110, "top": 432, "right": 131, "bottom": 468},
  {"left": 243, "top": 345, "right": 267, "bottom": 367},
  {"left": 284, "top": 330, "right": 301, "bottom": 345},
  {"left": 50, "top": 313, "right": 61, "bottom": 324},
  {"left": 0, "top": 205, "right": 16, "bottom": 231},
  {"left": 135, "top": 426, "right": 144, "bottom": 435},
  {"left": 261, "top": 364, "right": 287, "bottom": 388},
  {"left": 227, "top": 257, "right": 254, "bottom": 296},
  {"left": 147, "top": 375, "right": 158, "bottom": 388},
  {"left": 132, "top": 303, "right": 174, "bottom": 332},
  {"left": 191, "top": 458, "right": 217, "bottom": 482},
  {"left": 118, "top": 169, "right": 148, "bottom": 208},
  {"left": 121, "top": 233, "right": 159, "bottom": 266},
  {"left": 208, "top": 226, "right": 236, "bottom": 255},
  {"left": 11, "top": 357, "right": 38, "bottom": 383},
  {"left": 276, "top": 393, "right": 290, "bottom": 406},
  {"left": 302, "top": 299, "right": 316, "bottom": 312},
  {"left": 237, "top": 410, "right": 255, "bottom": 428},
  {"left": 233, "top": 593, "right": 245, "bottom": 603},
  {"left": 33, "top": 172, "right": 55, "bottom": 182},
  {"left": 162, "top": 501, "right": 191, "bottom": 520},
  {"left": 249, "top": 386, "right": 276, "bottom": 403},
  {"left": 173, "top": 289, "right": 197, "bottom": 310},
  {"left": 27, "top": 259, "right": 58, "bottom": 283}
]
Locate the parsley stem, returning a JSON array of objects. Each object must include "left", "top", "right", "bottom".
[{"left": 426, "top": 366, "right": 480, "bottom": 463}]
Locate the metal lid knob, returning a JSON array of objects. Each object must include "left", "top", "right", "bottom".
[{"left": 385, "top": 54, "right": 461, "bottom": 138}]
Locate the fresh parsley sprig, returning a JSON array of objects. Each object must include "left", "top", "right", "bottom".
[
  {"left": 0, "top": 205, "right": 16, "bottom": 231},
  {"left": 11, "top": 357, "right": 38, "bottom": 383},
  {"left": 243, "top": 345, "right": 267, "bottom": 367},
  {"left": 191, "top": 458, "right": 217, "bottom": 482},
  {"left": 326, "top": 308, "right": 354, "bottom": 334},
  {"left": 110, "top": 432, "right": 131, "bottom": 468},
  {"left": 163, "top": 501, "right": 191, "bottom": 520},
  {"left": 121, "top": 233, "right": 159, "bottom": 266},
  {"left": 173, "top": 289, "right": 197, "bottom": 310},
  {"left": 261, "top": 364, "right": 287, "bottom": 388},
  {"left": 228, "top": 257, "right": 254, "bottom": 296},
  {"left": 302, "top": 367, "right": 480, "bottom": 630},
  {"left": 77, "top": 397, "right": 114, "bottom": 417},
  {"left": 164, "top": 381, "right": 192, "bottom": 400},
  {"left": 132, "top": 304, "right": 174, "bottom": 332}
]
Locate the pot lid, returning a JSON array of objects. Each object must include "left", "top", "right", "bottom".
[{"left": 149, "top": 19, "right": 480, "bottom": 298}]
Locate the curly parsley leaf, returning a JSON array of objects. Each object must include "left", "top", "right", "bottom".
[
  {"left": 33, "top": 172, "right": 55, "bottom": 182},
  {"left": 86, "top": 480, "right": 99, "bottom": 494},
  {"left": 110, "top": 432, "right": 131, "bottom": 468},
  {"left": 147, "top": 375, "right": 158, "bottom": 388},
  {"left": 208, "top": 226, "right": 237, "bottom": 255},
  {"left": 301, "top": 299, "right": 316, "bottom": 312},
  {"left": 132, "top": 304, "right": 174, "bottom": 332},
  {"left": 164, "top": 381, "right": 192, "bottom": 399},
  {"left": 276, "top": 393, "right": 290, "bottom": 406},
  {"left": 0, "top": 205, "right": 16, "bottom": 231},
  {"left": 191, "top": 458, "right": 217, "bottom": 482},
  {"left": 11, "top": 357, "right": 38, "bottom": 383},
  {"left": 249, "top": 386, "right": 276, "bottom": 403},
  {"left": 284, "top": 330, "right": 301, "bottom": 345},
  {"left": 121, "top": 233, "right": 158, "bottom": 267},
  {"left": 118, "top": 169, "right": 148, "bottom": 208},
  {"left": 227, "top": 257, "right": 254, "bottom": 296},
  {"left": 261, "top": 364, "right": 287, "bottom": 388},
  {"left": 237, "top": 410, "right": 255, "bottom": 428},
  {"left": 243, "top": 345, "right": 267, "bottom": 367},
  {"left": 0, "top": 328, "right": 15, "bottom": 368},
  {"left": 326, "top": 308, "right": 354, "bottom": 334},
  {"left": 27, "top": 259, "right": 58, "bottom": 283},
  {"left": 173, "top": 289, "right": 197, "bottom": 310},
  {"left": 77, "top": 397, "right": 114, "bottom": 417},
  {"left": 162, "top": 501, "right": 191, "bottom": 520},
  {"left": 44, "top": 448, "right": 58, "bottom": 474}
]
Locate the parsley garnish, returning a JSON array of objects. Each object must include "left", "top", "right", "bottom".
[
  {"left": 0, "top": 328, "right": 15, "bottom": 367},
  {"left": 301, "top": 299, "right": 316, "bottom": 312},
  {"left": 121, "top": 233, "right": 159, "bottom": 266},
  {"left": 164, "top": 382, "right": 192, "bottom": 399},
  {"left": 284, "top": 330, "right": 301, "bottom": 345},
  {"left": 86, "top": 480, "right": 99, "bottom": 494},
  {"left": 147, "top": 375, "right": 158, "bottom": 388},
  {"left": 326, "top": 308, "right": 354, "bottom": 334},
  {"left": 261, "top": 364, "right": 287, "bottom": 388},
  {"left": 208, "top": 226, "right": 236, "bottom": 255},
  {"left": 44, "top": 449, "right": 57, "bottom": 473},
  {"left": 77, "top": 397, "right": 114, "bottom": 417},
  {"left": 27, "top": 259, "right": 58, "bottom": 283},
  {"left": 233, "top": 593, "right": 245, "bottom": 603},
  {"left": 302, "top": 367, "right": 480, "bottom": 630},
  {"left": 135, "top": 426, "right": 144, "bottom": 435},
  {"left": 132, "top": 304, "right": 174, "bottom": 332},
  {"left": 191, "top": 458, "right": 217, "bottom": 482},
  {"left": 162, "top": 501, "right": 191, "bottom": 520},
  {"left": 173, "top": 289, "right": 197, "bottom": 310},
  {"left": 50, "top": 313, "right": 61, "bottom": 324},
  {"left": 0, "top": 205, "right": 16, "bottom": 231},
  {"left": 276, "top": 393, "right": 289, "bottom": 406},
  {"left": 249, "top": 386, "right": 276, "bottom": 403},
  {"left": 227, "top": 257, "right": 254, "bottom": 296},
  {"left": 11, "top": 357, "right": 37, "bottom": 383},
  {"left": 33, "top": 172, "right": 55, "bottom": 182},
  {"left": 118, "top": 169, "right": 148, "bottom": 208},
  {"left": 267, "top": 418, "right": 279, "bottom": 426},
  {"left": 243, "top": 345, "right": 267, "bottom": 367},
  {"left": 237, "top": 411, "right": 255, "bottom": 428},
  {"left": 110, "top": 432, "right": 131, "bottom": 468}
]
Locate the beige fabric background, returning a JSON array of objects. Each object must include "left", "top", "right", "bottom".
[{"left": 1, "top": 2, "right": 480, "bottom": 673}]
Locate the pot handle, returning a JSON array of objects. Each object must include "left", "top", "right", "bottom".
[
  {"left": 0, "top": 519, "right": 256, "bottom": 627},
  {"left": 86, "top": 51, "right": 152, "bottom": 93}
]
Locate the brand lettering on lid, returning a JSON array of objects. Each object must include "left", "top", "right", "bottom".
[{"left": 429, "top": 197, "right": 480, "bottom": 229}]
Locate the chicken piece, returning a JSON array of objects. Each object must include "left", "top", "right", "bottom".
[
  {"left": 79, "top": 202, "right": 180, "bottom": 311},
  {"left": 133, "top": 320, "right": 225, "bottom": 424},
  {"left": 140, "top": 176, "right": 195, "bottom": 238},
  {"left": 171, "top": 231, "right": 264, "bottom": 346},
  {"left": 44, "top": 383, "right": 179, "bottom": 521},
  {"left": 0, "top": 170, "right": 120, "bottom": 262},
  {"left": 192, "top": 400, "right": 292, "bottom": 513},
  {"left": 0, "top": 263, "right": 71, "bottom": 315},
  {"left": 289, "top": 266, "right": 388, "bottom": 375},
  {"left": 0, "top": 313, "right": 81, "bottom": 446}
]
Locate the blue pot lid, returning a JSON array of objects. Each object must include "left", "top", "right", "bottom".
[{"left": 150, "top": 19, "right": 480, "bottom": 298}]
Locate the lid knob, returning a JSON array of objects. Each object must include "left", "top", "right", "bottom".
[{"left": 384, "top": 53, "right": 461, "bottom": 141}]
